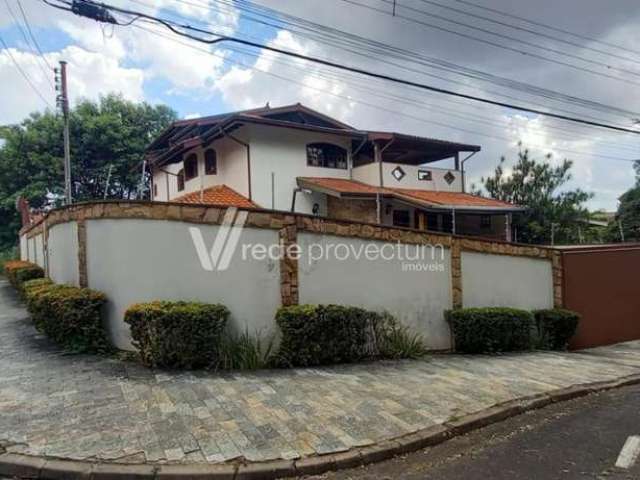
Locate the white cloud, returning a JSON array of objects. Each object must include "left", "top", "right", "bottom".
[{"left": 0, "top": 45, "right": 144, "bottom": 124}]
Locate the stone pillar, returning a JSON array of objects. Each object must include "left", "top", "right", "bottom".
[
  {"left": 279, "top": 222, "right": 299, "bottom": 306},
  {"left": 552, "top": 250, "right": 564, "bottom": 308},
  {"left": 77, "top": 219, "right": 88, "bottom": 288},
  {"left": 451, "top": 239, "right": 463, "bottom": 309}
]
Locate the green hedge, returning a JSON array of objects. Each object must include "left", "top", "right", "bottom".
[
  {"left": 275, "top": 305, "right": 424, "bottom": 366},
  {"left": 4, "top": 260, "right": 44, "bottom": 293},
  {"left": 25, "top": 282, "right": 110, "bottom": 353},
  {"left": 446, "top": 307, "right": 535, "bottom": 354},
  {"left": 125, "top": 301, "right": 230, "bottom": 368},
  {"left": 534, "top": 309, "right": 580, "bottom": 350}
]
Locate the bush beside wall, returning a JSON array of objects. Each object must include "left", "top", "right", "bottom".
[
  {"left": 534, "top": 309, "right": 580, "bottom": 350},
  {"left": 4, "top": 260, "right": 44, "bottom": 293},
  {"left": 125, "top": 301, "right": 230, "bottom": 368},
  {"left": 446, "top": 307, "right": 535, "bottom": 354},
  {"left": 275, "top": 305, "right": 426, "bottom": 367},
  {"left": 25, "top": 282, "right": 110, "bottom": 353}
]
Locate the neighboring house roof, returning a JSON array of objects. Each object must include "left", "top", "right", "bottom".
[
  {"left": 146, "top": 103, "right": 481, "bottom": 167},
  {"left": 172, "top": 185, "right": 259, "bottom": 209},
  {"left": 297, "top": 177, "right": 523, "bottom": 212}
]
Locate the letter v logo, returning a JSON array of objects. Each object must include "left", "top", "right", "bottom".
[{"left": 189, "top": 207, "right": 248, "bottom": 271}]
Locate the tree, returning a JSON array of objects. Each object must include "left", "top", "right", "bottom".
[
  {"left": 606, "top": 185, "right": 640, "bottom": 243},
  {"left": 0, "top": 94, "right": 177, "bottom": 250},
  {"left": 473, "top": 145, "right": 594, "bottom": 245}
]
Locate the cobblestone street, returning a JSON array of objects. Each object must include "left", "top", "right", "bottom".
[{"left": 1, "top": 278, "right": 640, "bottom": 466}]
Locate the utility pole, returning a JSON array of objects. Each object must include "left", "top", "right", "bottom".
[{"left": 55, "top": 61, "right": 72, "bottom": 204}]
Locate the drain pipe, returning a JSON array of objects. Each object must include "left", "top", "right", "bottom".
[
  {"left": 350, "top": 136, "right": 368, "bottom": 180},
  {"left": 219, "top": 128, "right": 252, "bottom": 201},
  {"left": 375, "top": 139, "right": 395, "bottom": 224},
  {"left": 460, "top": 152, "right": 478, "bottom": 193}
]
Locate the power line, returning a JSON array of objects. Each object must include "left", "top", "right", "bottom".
[
  {"left": 452, "top": 0, "right": 640, "bottom": 58},
  {"left": 131, "top": 22, "right": 639, "bottom": 163},
  {"left": 200, "top": 0, "right": 639, "bottom": 123},
  {"left": 0, "top": 32, "right": 53, "bottom": 107},
  {"left": 3, "top": 0, "right": 55, "bottom": 89},
  {"left": 16, "top": 0, "right": 54, "bottom": 69},
  {"left": 134, "top": 0, "right": 640, "bottom": 154},
  {"left": 414, "top": 0, "right": 640, "bottom": 66},
  {"left": 60, "top": 0, "right": 640, "bottom": 135},
  {"left": 340, "top": 0, "right": 640, "bottom": 88}
]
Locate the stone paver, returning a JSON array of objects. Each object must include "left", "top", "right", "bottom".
[{"left": 0, "top": 279, "right": 639, "bottom": 465}]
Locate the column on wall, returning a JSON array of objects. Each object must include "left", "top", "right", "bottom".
[
  {"left": 279, "top": 220, "right": 299, "bottom": 306},
  {"left": 451, "top": 238, "right": 463, "bottom": 309}
]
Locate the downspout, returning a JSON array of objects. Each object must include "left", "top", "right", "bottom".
[
  {"left": 375, "top": 139, "right": 395, "bottom": 224},
  {"left": 451, "top": 207, "right": 456, "bottom": 235},
  {"left": 460, "top": 151, "right": 478, "bottom": 193},
  {"left": 220, "top": 127, "right": 252, "bottom": 201},
  {"left": 350, "top": 136, "right": 368, "bottom": 181}
]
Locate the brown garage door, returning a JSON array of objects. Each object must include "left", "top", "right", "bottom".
[{"left": 561, "top": 245, "right": 640, "bottom": 350}]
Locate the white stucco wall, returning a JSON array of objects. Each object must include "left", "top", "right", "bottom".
[
  {"left": 47, "top": 222, "right": 79, "bottom": 286},
  {"left": 353, "top": 162, "right": 462, "bottom": 192},
  {"left": 85, "top": 218, "right": 282, "bottom": 350},
  {"left": 152, "top": 124, "right": 353, "bottom": 215},
  {"left": 248, "top": 124, "right": 352, "bottom": 215},
  {"left": 461, "top": 251, "right": 553, "bottom": 309},
  {"left": 297, "top": 232, "right": 453, "bottom": 350},
  {"left": 19, "top": 234, "right": 28, "bottom": 261},
  {"left": 34, "top": 234, "right": 45, "bottom": 268},
  {"left": 27, "top": 237, "right": 36, "bottom": 264}
]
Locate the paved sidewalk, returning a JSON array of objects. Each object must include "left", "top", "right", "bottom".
[{"left": 1, "top": 279, "right": 639, "bottom": 465}]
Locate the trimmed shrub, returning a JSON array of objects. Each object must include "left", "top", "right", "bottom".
[
  {"left": 275, "top": 305, "right": 426, "bottom": 366},
  {"left": 26, "top": 284, "right": 110, "bottom": 353},
  {"left": 4, "top": 260, "right": 44, "bottom": 293},
  {"left": 534, "top": 309, "right": 580, "bottom": 350},
  {"left": 276, "top": 305, "right": 371, "bottom": 366},
  {"left": 125, "top": 301, "right": 230, "bottom": 368},
  {"left": 446, "top": 307, "right": 535, "bottom": 354}
]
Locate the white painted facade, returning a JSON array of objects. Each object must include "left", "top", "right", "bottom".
[
  {"left": 151, "top": 123, "right": 464, "bottom": 217},
  {"left": 353, "top": 162, "right": 462, "bottom": 192},
  {"left": 48, "top": 222, "right": 79, "bottom": 286}
]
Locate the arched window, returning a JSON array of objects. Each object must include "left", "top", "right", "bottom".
[
  {"left": 204, "top": 148, "right": 217, "bottom": 175},
  {"left": 184, "top": 153, "right": 198, "bottom": 181},
  {"left": 177, "top": 169, "right": 185, "bottom": 192},
  {"left": 306, "top": 143, "right": 348, "bottom": 169}
]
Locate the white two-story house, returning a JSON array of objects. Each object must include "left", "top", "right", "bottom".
[{"left": 146, "top": 103, "right": 524, "bottom": 241}]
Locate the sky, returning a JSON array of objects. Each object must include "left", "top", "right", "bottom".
[{"left": 1, "top": 0, "right": 639, "bottom": 211}]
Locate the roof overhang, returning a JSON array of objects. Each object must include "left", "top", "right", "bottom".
[{"left": 365, "top": 131, "right": 481, "bottom": 164}]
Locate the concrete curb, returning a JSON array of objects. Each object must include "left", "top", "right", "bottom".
[{"left": 2, "top": 373, "right": 640, "bottom": 480}]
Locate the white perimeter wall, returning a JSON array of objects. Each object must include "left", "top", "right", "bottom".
[
  {"left": 461, "top": 251, "right": 553, "bottom": 309},
  {"left": 48, "top": 222, "right": 79, "bottom": 286},
  {"left": 19, "top": 234, "right": 28, "bottom": 261},
  {"left": 297, "top": 232, "right": 453, "bottom": 350},
  {"left": 85, "top": 218, "right": 282, "bottom": 350}
]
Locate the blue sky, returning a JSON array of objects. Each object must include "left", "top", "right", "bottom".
[{"left": 1, "top": 0, "right": 639, "bottom": 211}]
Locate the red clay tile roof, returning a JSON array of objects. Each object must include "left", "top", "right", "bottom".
[
  {"left": 172, "top": 185, "right": 259, "bottom": 208},
  {"left": 391, "top": 188, "right": 516, "bottom": 208},
  {"left": 298, "top": 177, "right": 521, "bottom": 210}
]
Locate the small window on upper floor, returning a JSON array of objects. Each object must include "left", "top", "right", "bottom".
[
  {"left": 307, "top": 143, "right": 348, "bottom": 169},
  {"left": 205, "top": 148, "right": 217, "bottom": 175},
  {"left": 177, "top": 169, "right": 185, "bottom": 192},
  {"left": 184, "top": 153, "right": 198, "bottom": 181},
  {"left": 480, "top": 215, "right": 492, "bottom": 229}
]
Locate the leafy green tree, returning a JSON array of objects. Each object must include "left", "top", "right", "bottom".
[
  {"left": 0, "top": 94, "right": 176, "bottom": 250},
  {"left": 605, "top": 185, "right": 640, "bottom": 242},
  {"left": 473, "top": 146, "right": 594, "bottom": 245}
]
